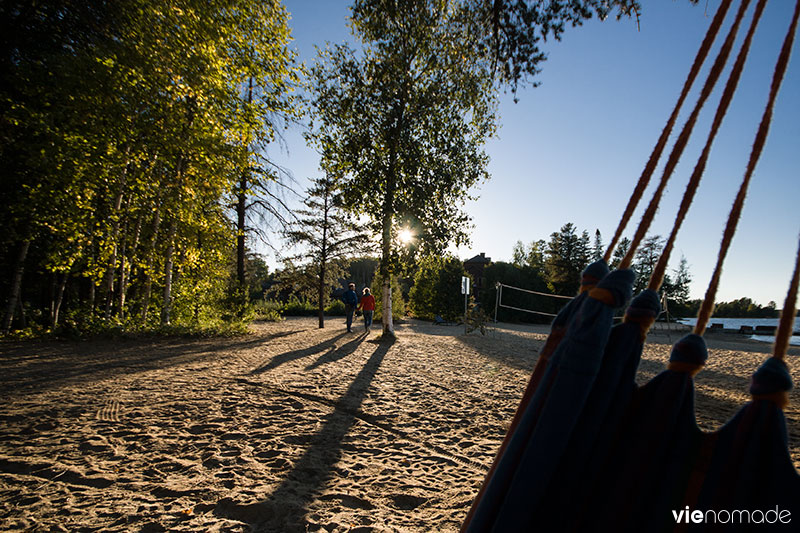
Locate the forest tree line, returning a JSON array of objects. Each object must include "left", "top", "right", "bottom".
[
  {"left": 482, "top": 224, "right": 778, "bottom": 322},
  {"left": 5, "top": 0, "right": 721, "bottom": 337},
  {"left": 262, "top": 221, "right": 778, "bottom": 325},
  {"left": 1, "top": 0, "right": 299, "bottom": 335}
]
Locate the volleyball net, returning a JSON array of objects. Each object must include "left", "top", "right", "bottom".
[
  {"left": 494, "top": 282, "right": 573, "bottom": 321},
  {"left": 493, "top": 281, "right": 672, "bottom": 327}
]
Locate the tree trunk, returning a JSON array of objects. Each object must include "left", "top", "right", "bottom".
[
  {"left": 52, "top": 272, "right": 68, "bottom": 327},
  {"left": 103, "top": 152, "right": 131, "bottom": 319},
  {"left": 88, "top": 278, "right": 96, "bottom": 311},
  {"left": 114, "top": 203, "right": 131, "bottom": 320},
  {"left": 236, "top": 77, "right": 254, "bottom": 314},
  {"left": 237, "top": 174, "right": 246, "bottom": 299},
  {"left": 3, "top": 239, "right": 30, "bottom": 333},
  {"left": 381, "top": 217, "right": 394, "bottom": 336},
  {"left": 160, "top": 218, "right": 177, "bottom": 326},
  {"left": 87, "top": 239, "right": 96, "bottom": 311},
  {"left": 318, "top": 266, "right": 326, "bottom": 329},
  {"left": 103, "top": 191, "right": 125, "bottom": 319},
  {"left": 318, "top": 190, "right": 329, "bottom": 329},
  {"left": 194, "top": 229, "right": 202, "bottom": 324},
  {"left": 119, "top": 213, "right": 143, "bottom": 319},
  {"left": 49, "top": 273, "right": 57, "bottom": 326},
  {"left": 379, "top": 89, "right": 406, "bottom": 337},
  {"left": 140, "top": 193, "right": 163, "bottom": 325}
]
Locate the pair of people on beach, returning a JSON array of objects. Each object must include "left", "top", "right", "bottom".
[{"left": 342, "top": 282, "right": 375, "bottom": 333}]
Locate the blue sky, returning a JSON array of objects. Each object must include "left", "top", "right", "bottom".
[{"left": 267, "top": 0, "right": 799, "bottom": 306}]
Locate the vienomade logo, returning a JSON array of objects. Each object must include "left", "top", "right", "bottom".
[{"left": 672, "top": 506, "right": 792, "bottom": 526}]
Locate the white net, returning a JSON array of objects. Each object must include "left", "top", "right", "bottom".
[{"left": 495, "top": 283, "right": 573, "bottom": 319}]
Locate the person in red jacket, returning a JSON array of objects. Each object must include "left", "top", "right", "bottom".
[{"left": 357, "top": 287, "right": 376, "bottom": 332}]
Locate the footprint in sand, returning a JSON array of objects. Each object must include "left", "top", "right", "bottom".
[
  {"left": 96, "top": 399, "right": 121, "bottom": 422},
  {"left": 319, "top": 493, "right": 375, "bottom": 510},
  {"left": 389, "top": 493, "right": 428, "bottom": 510}
]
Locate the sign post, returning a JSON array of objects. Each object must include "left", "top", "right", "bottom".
[
  {"left": 462, "top": 276, "right": 470, "bottom": 334},
  {"left": 495, "top": 281, "right": 501, "bottom": 324}
]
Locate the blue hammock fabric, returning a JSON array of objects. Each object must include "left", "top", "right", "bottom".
[
  {"left": 682, "top": 357, "right": 800, "bottom": 532},
  {"left": 581, "top": 334, "right": 709, "bottom": 531},
  {"left": 464, "top": 268, "right": 634, "bottom": 532},
  {"left": 463, "top": 280, "right": 799, "bottom": 532},
  {"left": 461, "top": 260, "right": 610, "bottom": 531},
  {"left": 533, "top": 289, "right": 662, "bottom": 530},
  {"left": 505, "top": 260, "right": 612, "bottom": 428},
  {"left": 571, "top": 339, "right": 799, "bottom": 533}
]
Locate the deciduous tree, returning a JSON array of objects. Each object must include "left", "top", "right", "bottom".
[{"left": 307, "top": 0, "right": 498, "bottom": 336}]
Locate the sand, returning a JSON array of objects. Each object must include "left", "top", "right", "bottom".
[{"left": 1, "top": 317, "right": 798, "bottom": 532}]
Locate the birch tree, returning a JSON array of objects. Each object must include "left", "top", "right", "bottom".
[{"left": 307, "top": 0, "right": 497, "bottom": 336}]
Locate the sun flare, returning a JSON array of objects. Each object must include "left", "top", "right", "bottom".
[{"left": 398, "top": 228, "right": 414, "bottom": 244}]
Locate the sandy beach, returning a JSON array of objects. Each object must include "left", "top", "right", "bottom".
[{"left": 1, "top": 317, "right": 798, "bottom": 532}]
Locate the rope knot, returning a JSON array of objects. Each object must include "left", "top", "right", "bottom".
[
  {"left": 668, "top": 334, "right": 708, "bottom": 376},
  {"left": 750, "top": 357, "right": 792, "bottom": 408},
  {"left": 588, "top": 268, "right": 634, "bottom": 308},
  {"left": 623, "top": 289, "right": 661, "bottom": 341},
  {"left": 579, "top": 260, "right": 610, "bottom": 293}
]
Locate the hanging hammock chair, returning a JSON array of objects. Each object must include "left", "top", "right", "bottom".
[{"left": 462, "top": 0, "right": 800, "bottom": 530}]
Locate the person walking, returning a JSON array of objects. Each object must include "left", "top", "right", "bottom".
[
  {"left": 342, "top": 282, "right": 358, "bottom": 333},
  {"left": 357, "top": 287, "right": 376, "bottom": 332}
]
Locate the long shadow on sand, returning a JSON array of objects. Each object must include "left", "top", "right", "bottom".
[
  {"left": 250, "top": 331, "right": 352, "bottom": 373},
  {"left": 0, "top": 330, "right": 303, "bottom": 395},
  {"left": 455, "top": 332, "right": 543, "bottom": 373},
  {"left": 215, "top": 337, "right": 395, "bottom": 531},
  {"left": 305, "top": 332, "right": 367, "bottom": 370}
]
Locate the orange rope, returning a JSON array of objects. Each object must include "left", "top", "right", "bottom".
[
  {"left": 618, "top": 0, "right": 753, "bottom": 270},
  {"left": 603, "top": 0, "right": 733, "bottom": 263},
  {"left": 647, "top": 0, "right": 767, "bottom": 292},
  {"left": 773, "top": 236, "right": 800, "bottom": 360},
  {"left": 694, "top": 0, "right": 800, "bottom": 335}
]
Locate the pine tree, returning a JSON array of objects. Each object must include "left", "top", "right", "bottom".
[
  {"left": 544, "top": 223, "right": 591, "bottom": 295},
  {"left": 633, "top": 235, "right": 665, "bottom": 294},
  {"left": 610, "top": 237, "right": 632, "bottom": 270},
  {"left": 283, "top": 176, "right": 371, "bottom": 328},
  {"left": 593, "top": 229, "right": 604, "bottom": 262},
  {"left": 669, "top": 255, "right": 692, "bottom": 304}
]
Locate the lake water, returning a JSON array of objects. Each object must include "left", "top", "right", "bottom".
[{"left": 676, "top": 317, "right": 800, "bottom": 346}]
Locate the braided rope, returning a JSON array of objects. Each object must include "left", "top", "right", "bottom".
[
  {"left": 647, "top": 0, "right": 767, "bottom": 292},
  {"left": 694, "top": 0, "right": 800, "bottom": 335},
  {"left": 774, "top": 237, "right": 800, "bottom": 360},
  {"left": 619, "top": 0, "right": 753, "bottom": 270},
  {"left": 603, "top": 0, "right": 733, "bottom": 263}
]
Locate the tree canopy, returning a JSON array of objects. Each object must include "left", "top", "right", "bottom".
[
  {"left": 1, "top": 0, "right": 689, "bottom": 336},
  {"left": 1, "top": 0, "right": 298, "bottom": 334}
]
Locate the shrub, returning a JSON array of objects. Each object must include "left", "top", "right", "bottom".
[
  {"left": 252, "top": 300, "right": 284, "bottom": 322},
  {"left": 281, "top": 296, "right": 317, "bottom": 316},
  {"left": 325, "top": 299, "right": 346, "bottom": 316},
  {"left": 409, "top": 255, "right": 469, "bottom": 321}
]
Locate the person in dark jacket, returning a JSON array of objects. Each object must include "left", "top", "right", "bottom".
[{"left": 342, "top": 282, "right": 358, "bottom": 333}]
